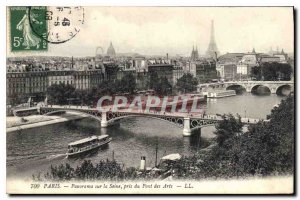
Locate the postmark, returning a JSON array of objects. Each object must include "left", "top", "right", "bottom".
[
  {"left": 29, "top": 6, "right": 85, "bottom": 44},
  {"left": 10, "top": 6, "right": 48, "bottom": 51}
]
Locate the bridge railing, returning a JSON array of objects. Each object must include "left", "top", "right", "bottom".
[{"left": 40, "top": 104, "right": 265, "bottom": 124}]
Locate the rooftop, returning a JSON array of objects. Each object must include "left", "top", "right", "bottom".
[{"left": 218, "top": 53, "right": 245, "bottom": 64}]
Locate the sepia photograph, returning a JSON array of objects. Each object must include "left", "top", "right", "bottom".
[{"left": 5, "top": 5, "right": 295, "bottom": 194}]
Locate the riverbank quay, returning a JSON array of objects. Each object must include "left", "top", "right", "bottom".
[{"left": 6, "top": 111, "right": 88, "bottom": 133}]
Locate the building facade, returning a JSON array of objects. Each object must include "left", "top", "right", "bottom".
[
  {"left": 236, "top": 49, "right": 260, "bottom": 77},
  {"left": 216, "top": 53, "right": 244, "bottom": 81},
  {"left": 148, "top": 62, "right": 174, "bottom": 86},
  {"left": 173, "top": 65, "right": 184, "bottom": 85},
  {"left": 187, "top": 60, "right": 217, "bottom": 83},
  {"left": 216, "top": 63, "right": 237, "bottom": 81},
  {"left": 7, "top": 68, "right": 105, "bottom": 105},
  {"left": 7, "top": 67, "right": 48, "bottom": 105}
]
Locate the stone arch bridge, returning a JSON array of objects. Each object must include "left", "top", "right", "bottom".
[{"left": 200, "top": 81, "right": 293, "bottom": 94}]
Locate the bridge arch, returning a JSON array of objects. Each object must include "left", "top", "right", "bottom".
[
  {"left": 275, "top": 84, "right": 292, "bottom": 95},
  {"left": 225, "top": 84, "right": 247, "bottom": 94},
  {"left": 250, "top": 85, "right": 271, "bottom": 94},
  {"left": 41, "top": 109, "right": 102, "bottom": 122},
  {"left": 106, "top": 115, "right": 253, "bottom": 133},
  {"left": 190, "top": 118, "right": 219, "bottom": 132},
  {"left": 106, "top": 113, "right": 184, "bottom": 129}
]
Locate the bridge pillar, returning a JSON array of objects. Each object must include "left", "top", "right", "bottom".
[
  {"left": 37, "top": 106, "right": 41, "bottom": 114},
  {"left": 183, "top": 117, "right": 191, "bottom": 136},
  {"left": 196, "top": 128, "right": 202, "bottom": 150},
  {"left": 246, "top": 86, "right": 252, "bottom": 93},
  {"left": 270, "top": 88, "right": 276, "bottom": 94},
  {"left": 101, "top": 112, "right": 108, "bottom": 127}
]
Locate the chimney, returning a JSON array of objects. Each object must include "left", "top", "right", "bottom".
[
  {"left": 71, "top": 56, "right": 74, "bottom": 69},
  {"left": 140, "top": 156, "right": 146, "bottom": 171}
]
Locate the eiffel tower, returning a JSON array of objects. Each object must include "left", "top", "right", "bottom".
[{"left": 205, "top": 20, "right": 220, "bottom": 59}]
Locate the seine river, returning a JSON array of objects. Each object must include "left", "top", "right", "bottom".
[{"left": 7, "top": 93, "right": 285, "bottom": 180}]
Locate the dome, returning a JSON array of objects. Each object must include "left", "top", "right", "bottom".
[{"left": 107, "top": 42, "right": 116, "bottom": 57}]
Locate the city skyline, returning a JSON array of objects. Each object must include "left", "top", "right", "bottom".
[{"left": 7, "top": 7, "right": 294, "bottom": 57}]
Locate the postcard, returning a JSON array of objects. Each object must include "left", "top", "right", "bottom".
[{"left": 6, "top": 6, "right": 294, "bottom": 194}]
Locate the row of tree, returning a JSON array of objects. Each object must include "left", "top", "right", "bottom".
[
  {"left": 46, "top": 72, "right": 200, "bottom": 105},
  {"left": 46, "top": 73, "right": 137, "bottom": 105},
  {"left": 33, "top": 160, "right": 139, "bottom": 181}
]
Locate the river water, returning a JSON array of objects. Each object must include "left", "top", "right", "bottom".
[{"left": 7, "top": 93, "right": 285, "bottom": 180}]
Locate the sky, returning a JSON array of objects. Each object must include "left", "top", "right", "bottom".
[{"left": 8, "top": 7, "right": 294, "bottom": 57}]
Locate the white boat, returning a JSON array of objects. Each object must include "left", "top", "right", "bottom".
[
  {"left": 203, "top": 90, "right": 236, "bottom": 98},
  {"left": 67, "top": 135, "right": 111, "bottom": 157}
]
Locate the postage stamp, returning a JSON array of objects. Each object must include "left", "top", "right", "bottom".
[
  {"left": 9, "top": 6, "right": 85, "bottom": 51},
  {"left": 10, "top": 6, "right": 48, "bottom": 51}
]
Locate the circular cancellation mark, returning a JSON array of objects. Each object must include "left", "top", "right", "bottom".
[{"left": 28, "top": 6, "right": 85, "bottom": 44}]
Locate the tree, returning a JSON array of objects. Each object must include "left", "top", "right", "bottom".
[
  {"left": 214, "top": 114, "right": 243, "bottom": 147},
  {"left": 97, "top": 80, "right": 115, "bottom": 95},
  {"left": 250, "top": 65, "right": 261, "bottom": 80},
  {"left": 172, "top": 94, "right": 294, "bottom": 179},
  {"left": 42, "top": 159, "right": 127, "bottom": 181},
  {"left": 148, "top": 72, "right": 172, "bottom": 95},
  {"left": 47, "top": 84, "right": 76, "bottom": 105},
  {"left": 84, "top": 87, "right": 102, "bottom": 106},
  {"left": 148, "top": 71, "right": 160, "bottom": 91},
  {"left": 250, "top": 62, "right": 292, "bottom": 81},
  {"left": 120, "top": 73, "right": 136, "bottom": 94},
  {"left": 213, "top": 95, "right": 294, "bottom": 176},
  {"left": 74, "top": 89, "right": 89, "bottom": 106},
  {"left": 176, "top": 73, "right": 198, "bottom": 93},
  {"left": 104, "top": 63, "right": 119, "bottom": 81},
  {"left": 157, "top": 76, "right": 172, "bottom": 95}
]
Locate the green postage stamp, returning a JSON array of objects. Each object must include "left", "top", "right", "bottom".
[{"left": 9, "top": 6, "right": 48, "bottom": 51}]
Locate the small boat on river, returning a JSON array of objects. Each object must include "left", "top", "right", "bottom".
[
  {"left": 67, "top": 135, "right": 111, "bottom": 158},
  {"left": 203, "top": 90, "right": 236, "bottom": 98}
]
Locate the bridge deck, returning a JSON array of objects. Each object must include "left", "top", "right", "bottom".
[{"left": 40, "top": 105, "right": 265, "bottom": 124}]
